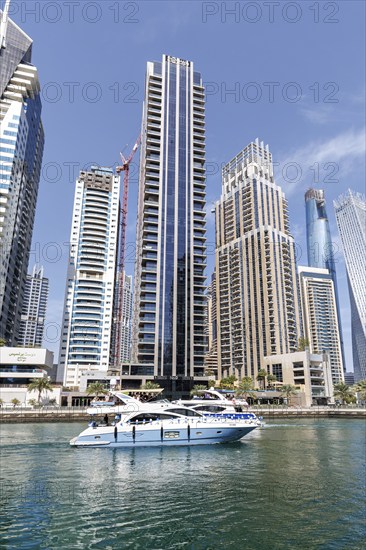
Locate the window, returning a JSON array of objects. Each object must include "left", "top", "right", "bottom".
[
  {"left": 167, "top": 408, "right": 202, "bottom": 417},
  {"left": 129, "top": 413, "right": 176, "bottom": 424}
]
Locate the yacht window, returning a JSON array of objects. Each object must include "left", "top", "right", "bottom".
[
  {"left": 193, "top": 405, "right": 226, "bottom": 412},
  {"left": 129, "top": 413, "right": 175, "bottom": 424},
  {"left": 166, "top": 408, "right": 202, "bottom": 417}
]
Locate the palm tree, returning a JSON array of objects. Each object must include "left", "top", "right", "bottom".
[
  {"left": 204, "top": 369, "right": 215, "bottom": 379},
  {"left": 141, "top": 381, "right": 161, "bottom": 390},
  {"left": 353, "top": 380, "right": 366, "bottom": 401},
  {"left": 28, "top": 398, "right": 38, "bottom": 408},
  {"left": 190, "top": 384, "right": 207, "bottom": 396},
  {"left": 280, "top": 385, "right": 298, "bottom": 404},
  {"left": 219, "top": 376, "right": 237, "bottom": 389},
  {"left": 298, "top": 337, "right": 310, "bottom": 351},
  {"left": 11, "top": 398, "right": 21, "bottom": 408},
  {"left": 256, "top": 369, "right": 268, "bottom": 390},
  {"left": 28, "top": 377, "right": 53, "bottom": 404},
  {"left": 235, "top": 377, "right": 256, "bottom": 401},
  {"left": 267, "top": 374, "right": 277, "bottom": 388},
  {"left": 333, "top": 383, "right": 355, "bottom": 405},
  {"left": 85, "top": 382, "right": 109, "bottom": 400}
]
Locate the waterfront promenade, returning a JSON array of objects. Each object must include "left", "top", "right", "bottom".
[{"left": 1, "top": 405, "right": 365, "bottom": 423}]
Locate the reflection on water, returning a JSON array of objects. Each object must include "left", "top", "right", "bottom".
[{"left": 0, "top": 419, "right": 365, "bottom": 549}]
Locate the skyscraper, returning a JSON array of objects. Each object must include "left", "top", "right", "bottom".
[
  {"left": 19, "top": 264, "right": 49, "bottom": 347},
  {"left": 0, "top": 6, "right": 45, "bottom": 344},
  {"left": 298, "top": 266, "right": 344, "bottom": 384},
  {"left": 215, "top": 139, "right": 301, "bottom": 382},
  {"left": 334, "top": 190, "right": 366, "bottom": 381},
  {"left": 131, "top": 55, "right": 206, "bottom": 391},
  {"left": 305, "top": 189, "right": 337, "bottom": 279},
  {"left": 58, "top": 167, "right": 120, "bottom": 387},
  {"left": 120, "top": 272, "right": 133, "bottom": 364},
  {"left": 305, "top": 189, "right": 345, "bottom": 370},
  {"left": 204, "top": 272, "right": 218, "bottom": 377}
]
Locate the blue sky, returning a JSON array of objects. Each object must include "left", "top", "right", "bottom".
[{"left": 9, "top": 0, "right": 365, "bottom": 368}]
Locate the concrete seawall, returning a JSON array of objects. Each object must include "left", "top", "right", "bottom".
[{"left": 1, "top": 407, "right": 365, "bottom": 423}]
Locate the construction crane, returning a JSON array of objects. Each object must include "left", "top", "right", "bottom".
[{"left": 113, "top": 135, "right": 141, "bottom": 370}]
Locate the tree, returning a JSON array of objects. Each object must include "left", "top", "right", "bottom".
[
  {"left": 235, "top": 377, "right": 256, "bottom": 401},
  {"left": 190, "top": 384, "right": 207, "bottom": 396},
  {"left": 85, "top": 382, "right": 109, "bottom": 400},
  {"left": 141, "top": 381, "right": 161, "bottom": 390},
  {"left": 11, "top": 398, "right": 21, "bottom": 408},
  {"left": 28, "top": 377, "right": 53, "bottom": 404},
  {"left": 0, "top": 398, "right": 3, "bottom": 407},
  {"left": 353, "top": 380, "right": 366, "bottom": 401},
  {"left": 267, "top": 374, "right": 277, "bottom": 388},
  {"left": 219, "top": 376, "right": 237, "bottom": 389},
  {"left": 298, "top": 337, "right": 310, "bottom": 351},
  {"left": 333, "top": 383, "right": 355, "bottom": 405},
  {"left": 0, "top": 338, "right": 6, "bottom": 347},
  {"left": 204, "top": 369, "right": 215, "bottom": 378},
  {"left": 28, "top": 399, "right": 38, "bottom": 408},
  {"left": 280, "top": 385, "right": 298, "bottom": 403},
  {"left": 256, "top": 369, "right": 268, "bottom": 390}
]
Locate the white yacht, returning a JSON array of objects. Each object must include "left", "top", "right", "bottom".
[
  {"left": 71, "top": 398, "right": 258, "bottom": 448},
  {"left": 174, "top": 389, "right": 260, "bottom": 423}
]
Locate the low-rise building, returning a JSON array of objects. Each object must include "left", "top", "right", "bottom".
[
  {"left": 263, "top": 350, "right": 334, "bottom": 406},
  {"left": 0, "top": 347, "right": 61, "bottom": 405}
]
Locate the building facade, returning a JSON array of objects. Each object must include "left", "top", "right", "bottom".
[
  {"left": 264, "top": 350, "right": 334, "bottom": 406},
  {"left": 131, "top": 55, "right": 207, "bottom": 391},
  {"left": 0, "top": 346, "right": 60, "bottom": 406},
  {"left": 0, "top": 10, "right": 44, "bottom": 344},
  {"left": 305, "top": 188, "right": 345, "bottom": 370},
  {"left": 120, "top": 272, "right": 133, "bottom": 364},
  {"left": 18, "top": 264, "right": 49, "bottom": 347},
  {"left": 298, "top": 266, "right": 344, "bottom": 384},
  {"left": 215, "top": 139, "right": 301, "bottom": 382},
  {"left": 334, "top": 190, "right": 366, "bottom": 381},
  {"left": 204, "top": 272, "right": 218, "bottom": 377},
  {"left": 57, "top": 167, "right": 120, "bottom": 387}
]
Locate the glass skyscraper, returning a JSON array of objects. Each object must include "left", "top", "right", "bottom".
[
  {"left": 58, "top": 167, "right": 120, "bottom": 387},
  {"left": 334, "top": 190, "right": 366, "bottom": 381},
  {"left": 305, "top": 189, "right": 337, "bottom": 278},
  {"left": 305, "top": 189, "right": 345, "bottom": 370},
  {"left": 131, "top": 55, "right": 206, "bottom": 392},
  {"left": 215, "top": 140, "right": 301, "bottom": 381},
  {"left": 0, "top": 9, "right": 44, "bottom": 344}
]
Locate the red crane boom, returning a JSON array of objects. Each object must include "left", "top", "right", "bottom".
[{"left": 113, "top": 135, "right": 141, "bottom": 369}]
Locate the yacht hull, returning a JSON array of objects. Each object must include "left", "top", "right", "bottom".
[{"left": 70, "top": 422, "right": 256, "bottom": 448}]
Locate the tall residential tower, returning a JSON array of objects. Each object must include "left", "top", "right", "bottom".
[
  {"left": 58, "top": 167, "right": 120, "bottom": 387},
  {"left": 132, "top": 55, "right": 207, "bottom": 391},
  {"left": 298, "top": 266, "right": 344, "bottom": 384},
  {"left": 0, "top": 6, "right": 44, "bottom": 344},
  {"left": 120, "top": 272, "right": 133, "bottom": 364},
  {"left": 19, "top": 264, "right": 49, "bottom": 347},
  {"left": 215, "top": 140, "right": 301, "bottom": 382},
  {"left": 334, "top": 190, "right": 366, "bottom": 381}
]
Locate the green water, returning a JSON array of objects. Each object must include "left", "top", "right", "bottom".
[{"left": 0, "top": 419, "right": 365, "bottom": 549}]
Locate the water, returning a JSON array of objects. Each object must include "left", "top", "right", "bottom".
[{"left": 0, "top": 419, "right": 365, "bottom": 549}]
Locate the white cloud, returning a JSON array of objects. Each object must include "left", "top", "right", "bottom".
[
  {"left": 277, "top": 128, "right": 366, "bottom": 195},
  {"left": 301, "top": 106, "right": 335, "bottom": 125}
]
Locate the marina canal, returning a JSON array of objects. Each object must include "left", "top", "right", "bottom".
[{"left": 0, "top": 419, "right": 364, "bottom": 549}]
